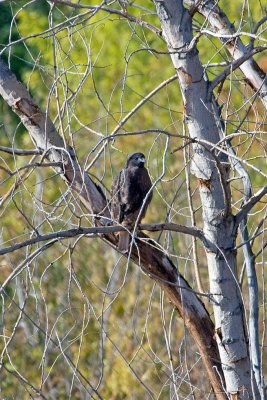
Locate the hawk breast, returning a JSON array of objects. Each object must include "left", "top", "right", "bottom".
[{"left": 111, "top": 165, "right": 152, "bottom": 226}]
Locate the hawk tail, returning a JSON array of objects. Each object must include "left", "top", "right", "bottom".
[{"left": 118, "top": 231, "right": 129, "bottom": 253}]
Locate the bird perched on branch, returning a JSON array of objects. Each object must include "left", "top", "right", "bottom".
[{"left": 111, "top": 152, "right": 153, "bottom": 252}]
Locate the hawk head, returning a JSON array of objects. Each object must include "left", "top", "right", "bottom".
[{"left": 126, "top": 152, "right": 146, "bottom": 168}]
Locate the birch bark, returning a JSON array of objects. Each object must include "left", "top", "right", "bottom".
[
  {"left": 153, "top": 0, "right": 253, "bottom": 398},
  {"left": 182, "top": 3, "right": 265, "bottom": 392},
  {"left": 184, "top": 0, "right": 267, "bottom": 109}
]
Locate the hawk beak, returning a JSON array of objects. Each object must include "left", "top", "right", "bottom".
[{"left": 138, "top": 157, "right": 145, "bottom": 164}]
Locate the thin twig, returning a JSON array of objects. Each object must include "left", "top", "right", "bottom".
[
  {"left": 209, "top": 45, "right": 267, "bottom": 93},
  {"left": 0, "top": 145, "right": 41, "bottom": 155},
  {"left": 49, "top": 0, "right": 162, "bottom": 37},
  {"left": 86, "top": 76, "right": 178, "bottom": 171}
]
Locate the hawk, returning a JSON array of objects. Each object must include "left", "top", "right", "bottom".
[{"left": 111, "top": 152, "right": 153, "bottom": 252}]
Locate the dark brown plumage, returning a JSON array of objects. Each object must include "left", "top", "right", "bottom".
[{"left": 111, "top": 153, "right": 153, "bottom": 252}]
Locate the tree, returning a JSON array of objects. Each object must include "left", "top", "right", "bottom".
[{"left": 0, "top": 0, "right": 266, "bottom": 399}]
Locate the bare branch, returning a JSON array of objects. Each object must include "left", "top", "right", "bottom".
[
  {"left": 111, "top": 75, "right": 177, "bottom": 136},
  {"left": 2, "top": 294, "right": 104, "bottom": 400},
  {"left": 2, "top": 364, "right": 48, "bottom": 400},
  {"left": 140, "top": 223, "right": 203, "bottom": 239},
  {"left": 235, "top": 186, "right": 267, "bottom": 226},
  {"left": 0, "top": 9, "right": 95, "bottom": 55},
  {"left": 49, "top": 0, "right": 162, "bottom": 37},
  {"left": 0, "top": 223, "right": 204, "bottom": 257},
  {"left": 209, "top": 45, "right": 267, "bottom": 93},
  {"left": 86, "top": 76, "right": 178, "bottom": 171},
  {"left": 0, "top": 145, "right": 41, "bottom": 156},
  {"left": 185, "top": 0, "right": 267, "bottom": 109}
]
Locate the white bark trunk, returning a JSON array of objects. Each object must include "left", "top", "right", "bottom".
[
  {"left": 187, "top": 0, "right": 265, "bottom": 392},
  {"left": 154, "top": 1, "right": 253, "bottom": 397}
]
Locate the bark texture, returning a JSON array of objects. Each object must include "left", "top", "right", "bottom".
[
  {"left": 153, "top": 0, "right": 253, "bottom": 398},
  {"left": 0, "top": 60, "right": 106, "bottom": 217},
  {"left": 0, "top": 58, "right": 227, "bottom": 398},
  {"left": 183, "top": 2, "right": 265, "bottom": 392}
]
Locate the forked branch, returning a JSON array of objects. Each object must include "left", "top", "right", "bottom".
[{"left": 235, "top": 186, "right": 267, "bottom": 226}]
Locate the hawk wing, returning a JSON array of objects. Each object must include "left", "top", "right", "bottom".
[
  {"left": 111, "top": 169, "right": 127, "bottom": 224},
  {"left": 123, "top": 166, "right": 152, "bottom": 222},
  {"left": 111, "top": 166, "right": 152, "bottom": 252}
]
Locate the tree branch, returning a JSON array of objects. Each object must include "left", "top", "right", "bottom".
[
  {"left": 49, "top": 0, "right": 162, "bottom": 37},
  {"left": 185, "top": 0, "right": 267, "bottom": 109},
  {"left": 0, "top": 223, "right": 204, "bottom": 257},
  {"left": 0, "top": 9, "right": 97, "bottom": 55},
  {"left": 226, "top": 144, "right": 262, "bottom": 396},
  {"left": 0, "top": 58, "right": 107, "bottom": 216},
  {"left": 235, "top": 186, "right": 267, "bottom": 226},
  {"left": 209, "top": 45, "right": 267, "bottom": 93},
  {"left": 1, "top": 293, "right": 103, "bottom": 400},
  {"left": 0, "top": 145, "right": 41, "bottom": 156},
  {"left": 86, "top": 75, "right": 178, "bottom": 171}
]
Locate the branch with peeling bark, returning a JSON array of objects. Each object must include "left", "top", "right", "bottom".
[
  {"left": 2, "top": 2, "right": 266, "bottom": 397},
  {"left": 185, "top": 0, "right": 267, "bottom": 108}
]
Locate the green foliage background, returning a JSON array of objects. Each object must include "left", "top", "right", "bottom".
[{"left": 0, "top": 0, "right": 266, "bottom": 398}]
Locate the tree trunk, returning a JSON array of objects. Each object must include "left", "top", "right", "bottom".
[{"left": 153, "top": 0, "right": 253, "bottom": 398}]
